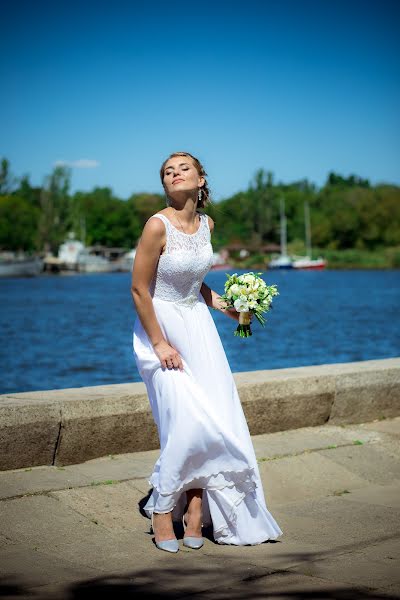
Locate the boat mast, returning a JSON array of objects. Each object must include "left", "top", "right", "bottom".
[
  {"left": 280, "top": 196, "right": 288, "bottom": 257},
  {"left": 80, "top": 215, "right": 86, "bottom": 246},
  {"left": 304, "top": 201, "right": 312, "bottom": 258}
]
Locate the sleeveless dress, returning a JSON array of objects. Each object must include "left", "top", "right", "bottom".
[{"left": 132, "top": 211, "right": 283, "bottom": 545}]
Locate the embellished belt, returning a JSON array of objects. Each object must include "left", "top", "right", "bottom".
[
  {"left": 153, "top": 293, "right": 199, "bottom": 308},
  {"left": 175, "top": 293, "right": 199, "bottom": 308}
]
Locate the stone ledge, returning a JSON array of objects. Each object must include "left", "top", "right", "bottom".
[{"left": 0, "top": 357, "right": 399, "bottom": 470}]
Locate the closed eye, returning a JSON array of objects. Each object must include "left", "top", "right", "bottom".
[{"left": 166, "top": 167, "right": 189, "bottom": 175}]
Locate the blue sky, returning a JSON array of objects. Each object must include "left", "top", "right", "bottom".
[{"left": 1, "top": 0, "right": 399, "bottom": 200}]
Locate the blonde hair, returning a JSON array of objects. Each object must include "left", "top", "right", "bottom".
[{"left": 159, "top": 151, "right": 211, "bottom": 209}]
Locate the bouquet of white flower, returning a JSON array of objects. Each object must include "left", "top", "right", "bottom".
[{"left": 219, "top": 272, "right": 279, "bottom": 338}]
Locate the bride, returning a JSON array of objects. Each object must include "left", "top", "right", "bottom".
[{"left": 131, "top": 152, "right": 283, "bottom": 553}]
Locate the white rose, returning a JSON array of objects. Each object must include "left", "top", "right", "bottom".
[
  {"left": 244, "top": 274, "right": 256, "bottom": 284},
  {"left": 230, "top": 283, "right": 241, "bottom": 296},
  {"left": 234, "top": 298, "right": 249, "bottom": 312}
]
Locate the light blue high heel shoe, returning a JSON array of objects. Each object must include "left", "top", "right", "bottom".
[
  {"left": 151, "top": 512, "right": 179, "bottom": 553},
  {"left": 182, "top": 512, "right": 204, "bottom": 549}
]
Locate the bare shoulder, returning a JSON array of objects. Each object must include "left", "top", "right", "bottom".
[
  {"left": 206, "top": 214, "right": 214, "bottom": 233},
  {"left": 138, "top": 214, "right": 166, "bottom": 244},
  {"left": 145, "top": 213, "right": 167, "bottom": 232}
]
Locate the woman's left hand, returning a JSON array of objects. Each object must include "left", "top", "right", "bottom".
[
  {"left": 214, "top": 298, "right": 253, "bottom": 323},
  {"left": 221, "top": 304, "right": 253, "bottom": 323},
  {"left": 224, "top": 307, "right": 240, "bottom": 322}
]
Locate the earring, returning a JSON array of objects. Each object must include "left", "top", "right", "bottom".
[{"left": 198, "top": 188, "right": 202, "bottom": 204}]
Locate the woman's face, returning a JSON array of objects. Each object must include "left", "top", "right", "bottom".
[{"left": 163, "top": 156, "right": 204, "bottom": 199}]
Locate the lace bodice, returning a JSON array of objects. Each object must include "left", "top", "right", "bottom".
[{"left": 148, "top": 212, "right": 214, "bottom": 307}]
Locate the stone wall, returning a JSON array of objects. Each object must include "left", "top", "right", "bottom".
[{"left": 1, "top": 357, "right": 399, "bottom": 470}]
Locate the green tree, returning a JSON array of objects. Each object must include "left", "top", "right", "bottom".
[
  {"left": 0, "top": 158, "right": 17, "bottom": 194},
  {"left": 38, "top": 165, "right": 72, "bottom": 252},
  {"left": 326, "top": 172, "right": 370, "bottom": 188},
  {"left": 127, "top": 193, "right": 165, "bottom": 225},
  {"left": 0, "top": 195, "right": 39, "bottom": 251},
  {"left": 15, "top": 174, "right": 41, "bottom": 209},
  {"left": 73, "top": 187, "right": 142, "bottom": 247}
]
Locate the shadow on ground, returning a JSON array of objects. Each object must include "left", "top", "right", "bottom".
[{"left": 1, "top": 551, "right": 399, "bottom": 600}]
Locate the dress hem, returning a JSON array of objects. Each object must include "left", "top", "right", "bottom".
[{"left": 147, "top": 465, "right": 258, "bottom": 498}]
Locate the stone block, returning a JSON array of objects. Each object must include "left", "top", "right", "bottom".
[
  {"left": 0, "top": 396, "right": 60, "bottom": 470},
  {"left": 330, "top": 364, "right": 400, "bottom": 424},
  {"left": 237, "top": 372, "right": 335, "bottom": 434}
]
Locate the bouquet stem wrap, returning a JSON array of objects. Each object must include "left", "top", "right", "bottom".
[{"left": 235, "top": 311, "right": 252, "bottom": 338}]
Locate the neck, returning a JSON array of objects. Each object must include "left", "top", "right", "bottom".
[{"left": 170, "top": 204, "right": 198, "bottom": 225}]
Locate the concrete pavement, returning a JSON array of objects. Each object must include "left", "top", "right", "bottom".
[{"left": 1, "top": 417, "right": 400, "bottom": 599}]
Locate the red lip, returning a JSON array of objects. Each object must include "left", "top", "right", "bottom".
[{"left": 172, "top": 179, "right": 184, "bottom": 184}]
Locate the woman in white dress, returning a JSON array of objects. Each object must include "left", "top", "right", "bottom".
[{"left": 131, "top": 151, "right": 283, "bottom": 553}]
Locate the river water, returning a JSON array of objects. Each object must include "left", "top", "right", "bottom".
[{"left": 0, "top": 269, "right": 398, "bottom": 394}]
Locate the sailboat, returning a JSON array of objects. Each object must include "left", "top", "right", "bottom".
[
  {"left": 268, "top": 196, "right": 294, "bottom": 269},
  {"left": 292, "top": 201, "right": 327, "bottom": 270}
]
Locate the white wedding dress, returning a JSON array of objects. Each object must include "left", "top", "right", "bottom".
[{"left": 132, "top": 211, "right": 283, "bottom": 545}]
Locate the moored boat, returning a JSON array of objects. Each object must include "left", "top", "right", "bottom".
[
  {"left": 77, "top": 250, "right": 119, "bottom": 273},
  {"left": 292, "top": 256, "right": 327, "bottom": 269},
  {"left": 114, "top": 248, "right": 137, "bottom": 272},
  {"left": 0, "top": 253, "right": 44, "bottom": 277},
  {"left": 211, "top": 250, "right": 234, "bottom": 270},
  {"left": 268, "top": 197, "right": 294, "bottom": 269},
  {"left": 268, "top": 255, "right": 294, "bottom": 269},
  {"left": 291, "top": 202, "right": 327, "bottom": 270}
]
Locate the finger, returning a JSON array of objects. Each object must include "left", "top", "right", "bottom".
[{"left": 178, "top": 356, "right": 184, "bottom": 372}]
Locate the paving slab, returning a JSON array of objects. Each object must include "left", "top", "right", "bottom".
[
  {"left": 317, "top": 443, "right": 400, "bottom": 485},
  {"left": 258, "top": 449, "right": 368, "bottom": 505},
  {"left": 276, "top": 494, "right": 400, "bottom": 550},
  {"left": 360, "top": 419, "right": 400, "bottom": 438},
  {"left": 0, "top": 448, "right": 160, "bottom": 500},
  {"left": 289, "top": 536, "right": 400, "bottom": 590},
  {"left": 50, "top": 480, "right": 148, "bottom": 533},
  {"left": 339, "top": 484, "right": 400, "bottom": 509}
]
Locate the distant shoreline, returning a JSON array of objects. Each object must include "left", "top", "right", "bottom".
[{"left": 230, "top": 245, "right": 400, "bottom": 271}]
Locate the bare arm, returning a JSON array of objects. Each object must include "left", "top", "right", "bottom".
[
  {"left": 200, "top": 281, "right": 251, "bottom": 323},
  {"left": 131, "top": 217, "right": 183, "bottom": 370},
  {"left": 200, "top": 215, "right": 244, "bottom": 322}
]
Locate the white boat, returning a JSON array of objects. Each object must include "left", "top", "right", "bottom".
[
  {"left": 58, "top": 232, "right": 117, "bottom": 273},
  {"left": 268, "top": 254, "right": 294, "bottom": 269},
  {"left": 114, "top": 248, "right": 137, "bottom": 272},
  {"left": 268, "top": 197, "right": 294, "bottom": 269},
  {"left": 211, "top": 250, "right": 234, "bottom": 270},
  {"left": 292, "top": 202, "right": 327, "bottom": 270},
  {"left": 58, "top": 234, "right": 86, "bottom": 270},
  {"left": 0, "top": 253, "right": 44, "bottom": 277},
  {"left": 77, "top": 249, "right": 118, "bottom": 273},
  {"left": 292, "top": 256, "right": 327, "bottom": 270}
]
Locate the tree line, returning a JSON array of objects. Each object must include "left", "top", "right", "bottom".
[{"left": 0, "top": 157, "right": 399, "bottom": 257}]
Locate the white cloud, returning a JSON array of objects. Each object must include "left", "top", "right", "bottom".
[{"left": 54, "top": 159, "right": 100, "bottom": 169}]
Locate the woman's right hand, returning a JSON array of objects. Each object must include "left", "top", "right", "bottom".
[{"left": 153, "top": 340, "right": 184, "bottom": 372}]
